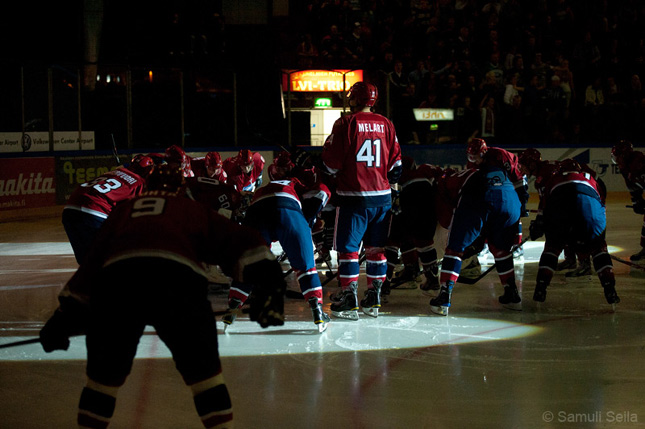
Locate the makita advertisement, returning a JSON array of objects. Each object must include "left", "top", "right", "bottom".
[{"left": 0, "top": 158, "right": 56, "bottom": 210}]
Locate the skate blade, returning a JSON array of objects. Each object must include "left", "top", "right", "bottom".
[
  {"left": 223, "top": 323, "right": 231, "bottom": 333},
  {"left": 316, "top": 321, "right": 330, "bottom": 333},
  {"left": 429, "top": 305, "right": 449, "bottom": 316},
  {"left": 331, "top": 310, "right": 359, "bottom": 320},
  {"left": 501, "top": 302, "right": 522, "bottom": 311},
  {"left": 361, "top": 305, "right": 380, "bottom": 318}
]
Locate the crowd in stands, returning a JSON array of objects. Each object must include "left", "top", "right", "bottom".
[{"left": 282, "top": 0, "right": 645, "bottom": 146}]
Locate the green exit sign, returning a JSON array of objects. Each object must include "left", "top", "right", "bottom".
[{"left": 314, "top": 98, "right": 332, "bottom": 108}]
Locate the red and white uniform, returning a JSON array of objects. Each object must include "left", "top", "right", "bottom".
[
  {"left": 223, "top": 152, "right": 265, "bottom": 192},
  {"left": 65, "top": 167, "right": 147, "bottom": 219},
  {"left": 185, "top": 176, "right": 241, "bottom": 219},
  {"left": 190, "top": 157, "right": 228, "bottom": 183},
  {"left": 321, "top": 112, "right": 401, "bottom": 207}
]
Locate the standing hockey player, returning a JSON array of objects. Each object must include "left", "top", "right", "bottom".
[
  {"left": 223, "top": 167, "right": 332, "bottom": 332},
  {"left": 39, "top": 164, "right": 286, "bottom": 428},
  {"left": 611, "top": 140, "right": 645, "bottom": 261},
  {"left": 62, "top": 154, "right": 154, "bottom": 264},
  {"left": 530, "top": 159, "right": 620, "bottom": 306},
  {"left": 320, "top": 81, "right": 402, "bottom": 319}
]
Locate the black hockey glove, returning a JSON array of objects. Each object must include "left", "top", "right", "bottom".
[
  {"left": 39, "top": 296, "right": 89, "bottom": 353},
  {"left": 390, "top": 188, "right": 401, "bottom": 215},
  {"left": 244, "top": 259, "right": 286, "bottom": 328},
  {"left": 529, "top": 216, "right": 545, "bottom": 241},
  {"left": 632, "top": 199, "right": 645, "bottom": 215}
]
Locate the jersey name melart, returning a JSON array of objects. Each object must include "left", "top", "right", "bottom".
[{"left": 357, "top": 122, "right": 385, "bottom": 133}]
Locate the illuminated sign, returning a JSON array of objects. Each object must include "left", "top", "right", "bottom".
[
  {"left": 413, "top": 108, "right": 454, "bottom": 121},
  {"left": 314, "top": 98, "right": 332, "bottom": 108},
  {"left": 283, "top": 70, "right": 363, "bottom": 92}
]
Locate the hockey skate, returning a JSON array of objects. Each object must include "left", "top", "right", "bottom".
[
  {"left": 556, "top": 258, "right": 577, "bottom": 271},
  {"left": 360, "top": 280, "right": 382, "bottom": 318},
  {"left": 308, "top": 297, "right": 331, "bottom": 333},
  {"left": 429, "top": 282, "right": 453, "bottom": 316},
  {"left": 329, "top": 287, "right": 344, "bottom": 303},
  {"left": 533, "top": 280, "right": 548, "bottom": 302},
  {"left": 498, "top": 281, "right": 522, "bottom": 311},
  {"left": 390, "top": 265, "right": 421, "bottom": 289},
  {"left": 513, "top": 245, "right": 524, "bottom": 259},
  {"left": 564, "top": 258, "right": 592, "bottom": 277},
  {"left": 221, "top": 298, "right": 243, "bottom": 332},
  {"left": 603, "top": 285, "right": 620, "bottom": 308},
  {"left": 630, "top": 247, "right": 645, "bottom": 262},
  {"left": 330, "top": 282, "right": 359, "bottom": 320},
  {"left": 419, "top": 268, "right": 440, "bottom": 296}
]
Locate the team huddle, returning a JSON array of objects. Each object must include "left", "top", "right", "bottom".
[{"left": 35, "top": 81, "right": 645, "bottom": 429}]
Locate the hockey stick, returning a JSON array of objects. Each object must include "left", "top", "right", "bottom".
[
  {"left": 610, "top": 254, "right": 645, "bottom": 271},
  {"left": 111, "top": 134, "right": 121, "bottom": 165},
  {"left": 457, "top": 236, "right": 530, "bottom": 285},
  {"left": 0, "top": 337, "right": 41, "bottom": 350}
]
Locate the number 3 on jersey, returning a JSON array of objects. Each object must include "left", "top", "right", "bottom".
[{"left": 356, "top": 139, "right": 382, "bottom": 168}]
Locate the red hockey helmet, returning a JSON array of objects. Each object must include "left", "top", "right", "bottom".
[
  {"left": 611, "top": 140, "right": 633, "bottom": 165},
  {"left": 518, "top": 148, "right": 542, "bottom": 173},
  {"left": 205, "top": 151, "right": 223, "bottom": 170},
  {"left": 557, "top": 158, "right": 582, "bottom": 174},
  {"left": 128, "top": 154, "right": 155, "bottom": 178},
  {"left": 348, "top": 81, "right": 378, "bottom": 108},
  {"left": 274, "top": 151, "right": 294, "bottom": 169},
  {"left": 401, "top": 155, "right": 416, "bottom": 171},
  {"left": 146, "top": 163, "right": 185, "bottom": 193},
  {"left": 467, "top": 138, "right": 488, "bottom": 163},
  {"left": 165, "top": 145, "right": 188, "bottom": 164},
  {"left": 236, "top": 149, "right": 254, "bottom": 173}
]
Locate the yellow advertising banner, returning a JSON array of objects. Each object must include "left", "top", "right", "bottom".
[{"left": 283, "top": 70, "right": 363, "bottom": 92}]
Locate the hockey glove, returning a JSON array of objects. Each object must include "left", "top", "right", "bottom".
[
  {"left": 529, "top": 216, "right": 545, "bottom": 241},
  {"left": 39, "top": 297, "right": 89, "bottom": 353},
  {"left": 244, "top": 259, "right": 286, "bottom": 328},
  {"left": 632, "top": 199, "right": 645, "bottom": 215}
]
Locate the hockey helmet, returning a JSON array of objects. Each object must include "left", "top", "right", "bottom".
[
  {"left": 467, "top": 138, "right": 488, "bottom": 163},
  {"left": 128, "top": 154, "right": 155, "bottom": 178},
  {"left": 348, "top": 81, "right": 378, "bottom": 108},
  {"left": 401, "top": 155, "right": 416, "bottom": 171},
  {"left": 518, "top": 148, "right": 542, "bottom": 173},
  {"left": 147, "top": 164, "right": 185, "bottom": 193},
  {"left": 205, "top": 151, "right": 223, "bottom": 170},
  {"left": 557, "top": 158, "right": 582, "bottom": 174},
  {"left": 611, "top": 140, "right": 633, "bottom": 165}
]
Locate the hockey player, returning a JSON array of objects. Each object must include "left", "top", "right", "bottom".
[
  {"left": 223, "top": 162, "right": 332, "bottom": 332},
  {"left": 191, "top": 151, "right": 228, "bottom": 183},
  {"left": 385, "top": 156, "right": 444, "bottom": 295},
  {"left": 519, "top": 148, "right": 607, "bottom": 276},
  {"left": 62, "top": 154, "right": 154, "bottom": 264},
  {"left": 223, "top": 149, "right": 265, "bottom": 193},
  {"left": 319, "top": 81, "right": 402, "bottom": 319},
  {"left": 529, "top": 159, "right": 620, "bottom": 306},
  {"left": 165, "top": 144, "right": 195, "bottom": 177},
  {"left": 39, "top": 164, "right": 286, "bottom": 429},
  {"left": 430, "top": 162, "right": 522, "bottom": 316},
  {"left": 611, "top": 140, "right": 645, "bottom": 261}
]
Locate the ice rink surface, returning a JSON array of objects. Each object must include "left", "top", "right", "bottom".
[{"left": 1, "top": 200, "right": 644, "bottom": 428}]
